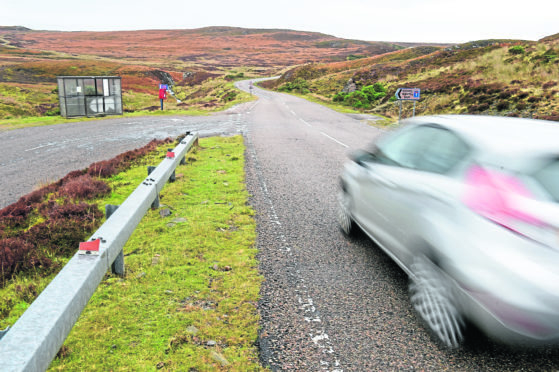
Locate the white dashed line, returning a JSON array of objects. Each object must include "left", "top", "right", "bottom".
[{"left": 320, "top": 132, "right": 349, "bottom": 148}]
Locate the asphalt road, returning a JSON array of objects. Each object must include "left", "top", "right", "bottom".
[
  {"left": 0, "top": 108, "right": 248, "bottom": 209},
  {"left": 2, "top": 80, "right": 559, "bottom": 370},
  {"left": 236, "top": 80, "right": 559, "bottom": 371}
]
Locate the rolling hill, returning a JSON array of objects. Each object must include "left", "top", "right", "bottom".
[{"left": 263, "top": 35, "right": 559, "bottom": 121}]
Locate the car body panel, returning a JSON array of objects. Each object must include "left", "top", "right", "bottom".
[{"left": 339, "top": 115, "right": 559, "bottom": 346}]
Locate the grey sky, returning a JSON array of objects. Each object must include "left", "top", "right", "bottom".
[{"left": 2, "top": 0, "right": 558, "bottom": 43}]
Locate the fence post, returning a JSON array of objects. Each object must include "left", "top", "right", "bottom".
[
  {"left": 147, "top": 166, "right": 160, "bottom": 209},
  {"left": 106, "top": 205, "right": 124, "bottom": 276}
]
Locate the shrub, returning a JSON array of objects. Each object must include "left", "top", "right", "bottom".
[
  {"left": 362, "top": 84, "right": 387, "bottom": 102},
  {"left": 478, "top": 102, "right": 490, "bottom": 111},
  {"left": 496, "top": 101, "right": 509, "bottom": 110},
  {"left": 344, "top": 91, "right": 370, "bottom": 109},
  {"left": 347, "top": 54, "right": 366, "bottom": 61},
  {"left": 508, "top": 45, "right": 525, "bottom": 55},
  {"left": 0, "top": 238, "right": 42, "bottom": 283},
  {"left": 87, "top": 160, "right": 118, "bottom": 178},
  {"left": 0, "top": 202, "right": 32, "bottom": 228},
  {"left": 45, "top": 107, "right": 60, "bottom": 116},
  {"left": 221, "top": 91, "right": 237, "bottom": 102},
  {"left": 278, "top": 78, "right": 310, "bottom": 94},
  {"left": 333, "top": 92, "right": 347, "bottom": 102},
  {"left": 60, "top": 175, "right": 111, "bottom": 200},
  {"left": 44, "top": 202, "right": 102, "bottom": 221},
  {"left": 333, "top": 82, "right": 387, "bottom": 109},
  {"left": 498, "top": 91, "right": 512, "bottom": 99},
  {"left": 527, "top": 96, "right": 541, "bottom": 103},
  {"left": 26, "top": 203, "right": 102, "bottom": 256},
  {"left": 26, "top": 220, "right": 89, "bottom": 256}
]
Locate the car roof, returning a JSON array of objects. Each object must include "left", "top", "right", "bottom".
[{"left": 403, "top": 115, "right": 559, "bottom": 157}]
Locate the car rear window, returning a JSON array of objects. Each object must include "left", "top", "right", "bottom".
[{"left": 532, "top": 158, "right": 559, "bottom": 202}]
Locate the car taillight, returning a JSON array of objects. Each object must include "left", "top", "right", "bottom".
[{"left": 463, "top": 165, "right": 557, "bottom": 247}]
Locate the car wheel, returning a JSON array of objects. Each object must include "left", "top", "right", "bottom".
[
  {"left": 337, "top": 189, "right": 354, "bottom": 236},
  {"left": 409, "top": 256, "right": 464, "bottom": 348}
]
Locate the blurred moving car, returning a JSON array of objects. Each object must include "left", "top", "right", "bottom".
[{"left": 338, "top": 115, "right": 559, "bottom": 348}]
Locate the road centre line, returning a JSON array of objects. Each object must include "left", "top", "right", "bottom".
[
  {"left": 320, "top": 132, "right": 349, "bottom": 148},
  {"left": 299, "top": 118, "right": 313, "bottom": 127}
]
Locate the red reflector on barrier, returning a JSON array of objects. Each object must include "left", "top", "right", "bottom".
[
  {"left": 79, "top": 239, "right": 100, "bottom": 255},
  {"left": 166, "top": 151, "right": 175, "bottom": 158}
]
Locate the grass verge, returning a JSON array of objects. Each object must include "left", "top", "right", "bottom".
[{"left": 47, "top": 135, "right": 262, "bottom": 370}]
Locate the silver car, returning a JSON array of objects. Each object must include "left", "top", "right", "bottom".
[{"left": 338, "top": 115, "right": 559, "bottom": 348}]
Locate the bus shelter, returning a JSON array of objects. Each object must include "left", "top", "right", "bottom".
[{"left": 57, "top": 76, "right": 123, "bottom": 118}]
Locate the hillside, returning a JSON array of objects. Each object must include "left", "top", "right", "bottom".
[
  {"left": 0, "top": 26, "right": 426, "bottom": 120},
  {"left": 265, "top": 37, "right": 559, "bottom": 121},
  {"left": 0, "top": 26, "right": 409, "bottom": 68}
]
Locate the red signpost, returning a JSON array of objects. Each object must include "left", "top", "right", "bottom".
[{"left": 159, "top": 84, "right": 168, "bottom": 110}]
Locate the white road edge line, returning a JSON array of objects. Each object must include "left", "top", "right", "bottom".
[{"left": 320, "top": 132, "right": 349, "bottom": 148}]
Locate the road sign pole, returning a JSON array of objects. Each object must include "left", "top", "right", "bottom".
[
  {"left": 399, "top": 100, "right": 402, "bottom": 122},
  {"left": 413, "top": 101, "right": 416, "bottom": 117},
  {"left": 160, "top": 99, "right": 163, "bottom": 110}
]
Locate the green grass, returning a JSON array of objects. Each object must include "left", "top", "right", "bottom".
[{"left": 46, "top": 136, "right": 262, "bottom": 371}]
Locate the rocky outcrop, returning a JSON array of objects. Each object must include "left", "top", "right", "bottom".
[
  {"left": 342, "top": 78, "right": 357, "bottom": 93},
  {"left": 151, "top": 70, "right": 175, "bottom": 86}
]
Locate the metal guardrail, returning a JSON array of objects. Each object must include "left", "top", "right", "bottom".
[{"left": 0, "top": 132, "right": 199, "bottom": 371}]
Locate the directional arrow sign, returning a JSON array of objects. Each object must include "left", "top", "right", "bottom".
[{"left": 395, "top": 88, "right": 421, "bottom": 101}]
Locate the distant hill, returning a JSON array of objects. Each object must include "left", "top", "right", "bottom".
[{"left": 0, "top": 26, "right": 422, "bottom": 68}]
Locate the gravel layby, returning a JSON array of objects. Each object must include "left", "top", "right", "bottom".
[{"left": 236, "top": 80, "right": 559, "bottom": 371}]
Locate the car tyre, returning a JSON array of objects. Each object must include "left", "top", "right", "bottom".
[
  {"left": 409, "top": 256, "right": 464, "bottom": 349},
  {"left": 338, "top": 189, "right": 354, "bottom": 236}
]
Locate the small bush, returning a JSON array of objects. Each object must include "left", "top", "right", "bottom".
[
  {"left": 333, "top": 92, "right": 346, "bottom": 102},
  {"left": 44, "top": 202, "right": 102, "bottom": 221},
  {"left": 508, "top": 45, "right": 525, "bottom": 55},
  {"left": 0, "top": 238, "right": 40, "bottom": 283},
  {"left": 344, "top": 91, "right": 370, "bottom": 109},
  {"left": 478, "top": 102, "right": 490, "bottom": 111},
  {"left": 278, "top": 78, "right": 310, "bottom": 94},
  {"left": 87, "top": 160, "right": 118, "bottom": 178},
  {"left": 496, "top": 101, "right": 509, "bottom": 110},
  {"left": 60, "top": 175, "right": 111, "bottom": 200},
  {"left": 362, "top": 84, "right": 387, "bottom": 102},
  {"left": 527, "top": 96, "right": 541, "bottom": 103},
  {"left": 498, "top": 91, "right": 512, "bottom": 99},
  {"left": 0, "top": 202, "right": 32, "bottom": 228}
]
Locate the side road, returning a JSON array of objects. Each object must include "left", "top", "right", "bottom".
[{"left": 0, "top": 108, "right": 250, "bottom": 209}]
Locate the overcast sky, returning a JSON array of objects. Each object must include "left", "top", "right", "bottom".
[{"left": 2, "top": 0, "right": 558, "bottom": 44}]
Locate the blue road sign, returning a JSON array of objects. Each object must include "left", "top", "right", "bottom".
[{"left": 396, "top": 88, "right": 421, "bottom": 101}]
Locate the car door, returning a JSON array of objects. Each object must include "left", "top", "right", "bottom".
[{"left": 356, "top": 125, "right": 471, "bottom": 268}]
